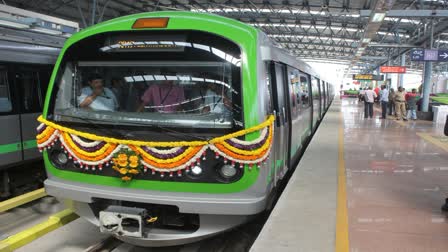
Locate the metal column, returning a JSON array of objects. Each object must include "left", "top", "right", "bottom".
[
  {"left": 398, "top": 53, "right": 405, "bottom": 88},
  {"left": 422, "top": 21, "right": 434, "bottom": 112}
]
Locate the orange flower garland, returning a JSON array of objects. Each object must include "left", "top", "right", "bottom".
[{"left": 36, "top": 115, "right": 275, "bottom": 179}]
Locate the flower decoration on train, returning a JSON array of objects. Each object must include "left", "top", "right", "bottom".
[
  {"left": 36, "top": 115, "right": 274, "bottom": 180},
  {"left": 111, "top": 150, "right": 143, "bottom": 181}
]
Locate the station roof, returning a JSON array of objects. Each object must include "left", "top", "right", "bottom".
[{"left": 4, "top": 0, "right": 448, "bottom": 75}]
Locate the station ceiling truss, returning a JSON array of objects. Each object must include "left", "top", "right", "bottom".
[{"left": 4, "top": 0, "right": 448, "bottom": 74}]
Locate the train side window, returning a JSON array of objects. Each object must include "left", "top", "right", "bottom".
[
  {"left": 17, "top": 71, "right": 42, "bottom": 113},
  {"left": 0, "top": 68, "right": 12, "bottom": 113},
  {"left": 288, "top": 67, "right": 301, "bottom": 108},
  {"left": 265, "top": 62, "right": 273, "bottom": 113},
  {"left": 299, "top": 75, "right": 310, "bottom": 108},
  {"left": 311, "top": 77, "right": 320, "bottom": 101}
]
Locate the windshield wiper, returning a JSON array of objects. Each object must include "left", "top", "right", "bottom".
[
  {"left": 53, "top": 113, "right": 208, "bottom": 142},
  {"left": 53, "top": 114, "right": 128, "bottom": 139}
]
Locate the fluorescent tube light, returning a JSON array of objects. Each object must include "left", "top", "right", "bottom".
[
  {"left": 362, "top": 38, "right": 371, "bottom": 43},
  {"left": 0, "top": 19, "right": 30, "bottom": 29},
  {"left": 30, "top": 27, "right": 62, "bottom": 35},
  {"left": 372, "top": 13, "right": 386, "bottom": 22}
]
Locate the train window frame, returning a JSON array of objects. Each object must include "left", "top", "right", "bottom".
[
  {"left": 48, "top": 30, "right": 244, "bottom": 132},
  {"left": 298, "top": 73, "right": 311, "bottom": 109},
  {"left": 0, "top": 66, "right": 12, "bottom": 113}
]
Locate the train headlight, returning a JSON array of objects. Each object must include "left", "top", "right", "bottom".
[
  {"left": 191, "top": 165, "right": 203, "bottom": 176},
  {"left": 56, "top": 152, "right": 68, "bottom": 165},
  {"left": 219, "top": 164, "right": 237, "bottom": 178}
]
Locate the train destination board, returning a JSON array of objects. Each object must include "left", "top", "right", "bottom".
[
  {"left": 411, "top": 49, "right": 448, "bottom": 62},
  {"left": 380, "top": 66, "right": 406, "bottom": 73},
  {"left": 353, "top": 74, "right": 384, "bottom": 81}
]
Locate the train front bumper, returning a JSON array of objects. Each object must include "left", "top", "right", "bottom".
[{"left": 44, "top": 177, "right": 267, "bottom": 215}]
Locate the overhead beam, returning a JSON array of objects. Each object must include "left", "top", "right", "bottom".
[
  {"left": 360, "top": 9, "right": 448, "bottom": 17},
  {"left": 368, "top": 43, "right": 416, "bottom": 47}
]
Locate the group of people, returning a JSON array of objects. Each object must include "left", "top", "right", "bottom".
[
  {"left": 77, "top": 74, "right": 232, "bottom": 114},
  {"left": 359, "top": 85, "right": 418, "bottom": 121}
]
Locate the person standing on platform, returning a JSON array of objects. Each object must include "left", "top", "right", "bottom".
[
  {"left": 379, "top": 85, "right": 389, "bottom": 119},
  {"left": 364, "top": 87, "right": 377, "bottom": 119},
  {"left": 374, "top": 86, "right": 380, "bottom": 103},
  {"left": 394, "top": 87, "right": 407, "bottom": 121},
  {"left": 388, "top": 88, "right": 395, "bottom": 116},
  {"left": 406, "top": 88, "right": 418, "bottom": 120},
  {"left": 359, "top": 88, "right": 366, "bottom": 101}
]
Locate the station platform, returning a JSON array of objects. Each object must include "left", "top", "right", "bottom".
[{"left": 251, "top": 98, "right": 448, "bottom": 252}]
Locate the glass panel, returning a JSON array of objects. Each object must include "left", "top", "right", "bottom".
[
  {"left": 299, "top": 75, "right": 310, "bottom": 108},
  {"left": 288, "top": 68, "right": 301, "bottom": 107},
  {"left": 311, "top": 77, "right": 320, "bottom": 100},
  {"left": 50, "top": 31, "right": 242, "bottom": 129},
  {"left": 18, "top": 70, "right": 42, "bottom": 113},
  {"left": 0, "top": 66, "right": 12, "bottom": 113}
]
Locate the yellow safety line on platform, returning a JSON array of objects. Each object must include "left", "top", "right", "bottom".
[
  {"left": 0, "top": 209, "right": 78, "bottom": 252},
  {"left": 416, "top": 132, "right": 448, "bottom": 152},
  {"left": 335, "top": 110, "right": 349, "bottom": 252},
  {"left": 0, "top": 188, "right": 46, "bottom": 213}
]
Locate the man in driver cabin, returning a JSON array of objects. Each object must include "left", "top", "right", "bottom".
[{"left": 78, "top": 74, "right": 118, "bottom": 111}]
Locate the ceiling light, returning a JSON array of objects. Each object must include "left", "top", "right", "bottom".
[
  {"left": 362, "top": 38, "right": 371, "bottom": 43},
  {"left": 0, "top": 19, "right": 30, "bottom": 29},
  {"left": 372, "top": 13, "right": 386, "bottom": 23},
  {"left": 30, "top": 27, "right": 62, "bottom": 35}
]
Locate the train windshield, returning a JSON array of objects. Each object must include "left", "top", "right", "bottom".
[{"left": 50, "top": 30, "right": 242, "bottom": 129}]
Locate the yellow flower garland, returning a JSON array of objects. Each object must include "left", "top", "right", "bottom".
[
  {"left": 37, "top": 115, "right": 275, "bottom": 147},
  {"left": 218, "top": 126, "right": 273, "bottom": 156},
  {"left": 133, "top": 146, "right": 201, "bottom": 164},
  {"left": 62, "top": 132, "right": 115, "bottom": 157}
]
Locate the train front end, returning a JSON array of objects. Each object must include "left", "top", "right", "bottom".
[{"left": 37, "top": 12, "right": 274, "bottom": 246}]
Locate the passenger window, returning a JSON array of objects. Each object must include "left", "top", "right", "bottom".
[
  {"left": 288, "top": 68, "right": 301, "bottom": 107},
  {"left": 0, "top": 67, "right": 12, "bottom": 113},
  {"left": 311, "top": 77, "right": 320, "bottom": 100},
  {"left": 17, "top": 71, "right": 42, "bottom": 113},
  {"left": 265, "top": 62, "right": 273, "bottom": 113},
  {"left": 299, "top": 75, "right": 310, "bottom": 108}
]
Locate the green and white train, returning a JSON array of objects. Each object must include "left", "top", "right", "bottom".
[{"left": 38, "top": 11, "right": 334, "bottom": 246}]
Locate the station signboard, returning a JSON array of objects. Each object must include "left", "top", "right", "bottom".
[
  {"left": 410, "top": 49, "right": 448, "bottom": 61},
  {"left": 352, "top": 74, "right": 384, "bottom": 81},
  {"left": 380, "top": 66, "right": 406, "bottom": 73}
]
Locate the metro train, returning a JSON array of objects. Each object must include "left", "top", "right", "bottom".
[
  {"left": 37, "top": 12, "right": 334, "bottom": 247},
  {"left": 0, "top": 40, "right": 58, "bottom": 197}
]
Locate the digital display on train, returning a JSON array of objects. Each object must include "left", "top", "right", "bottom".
[{"left": 103, "top": 34, "right": 186, "bottom": 52}]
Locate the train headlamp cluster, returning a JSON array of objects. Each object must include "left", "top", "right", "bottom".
[
  {"left": 219, "top": 164, "right": 237, "bottom": 178},
  {"left": 190, "top": 165, "right": 203, "bottom": 176},
  {"left": 56, "top": 152, "right": 68, "bottom": 165}
]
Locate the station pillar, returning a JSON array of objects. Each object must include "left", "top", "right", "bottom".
[
  {"left": 422, "top": 21, "right": 434, "bottom": 112},
  {"left": 399, "top": 54, "right": 405, "bottom": 88}
]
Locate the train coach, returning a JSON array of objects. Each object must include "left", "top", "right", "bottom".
[
  {"left": 36, "top": 11, "right": 334, "bottom": 247},
  {"left": 0, "top": 40, "right": 57, "bottom": 197}
]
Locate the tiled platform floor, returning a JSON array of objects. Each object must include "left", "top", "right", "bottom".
[{"left": 344, "top": 99, "right": 448, "bottom": 252}]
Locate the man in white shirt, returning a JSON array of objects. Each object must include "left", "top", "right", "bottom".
[
  {"left": 78, "top": 74, "right": 118, "bottom": 111},
  {"left": 379, "top": 85, "right": 389, "bottom": 119},
  {"left": 364, "top": 87, "right": 377, "bottom": 119}
]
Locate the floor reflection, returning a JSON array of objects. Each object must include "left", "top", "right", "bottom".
[{"left": 342, "top": 98, "right": 448, "bottom": 252}]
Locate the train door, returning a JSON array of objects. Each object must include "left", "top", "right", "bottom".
[
  {"left": 0, "top": 64, "right": 22, "bottom": 168},
  {"left": 270, "top": 62, "right": 290, "bottom": 181},
  {"left": 311, "top": 76, "right": 321, "bottom": 129},
  {"left": 15, "top": 66, "right": 50, "bottom": 161}
]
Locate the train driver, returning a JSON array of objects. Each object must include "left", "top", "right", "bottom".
[
  {"left": 137, "top": 80, "right": 185, "bottom": 113},
  {"left": 78, "top": 74, "right": 119, "bottom": 111}
]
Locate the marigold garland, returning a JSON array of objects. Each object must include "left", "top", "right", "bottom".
[{"left": 36, "top": 115, "right": 275, "bottom": 180}]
